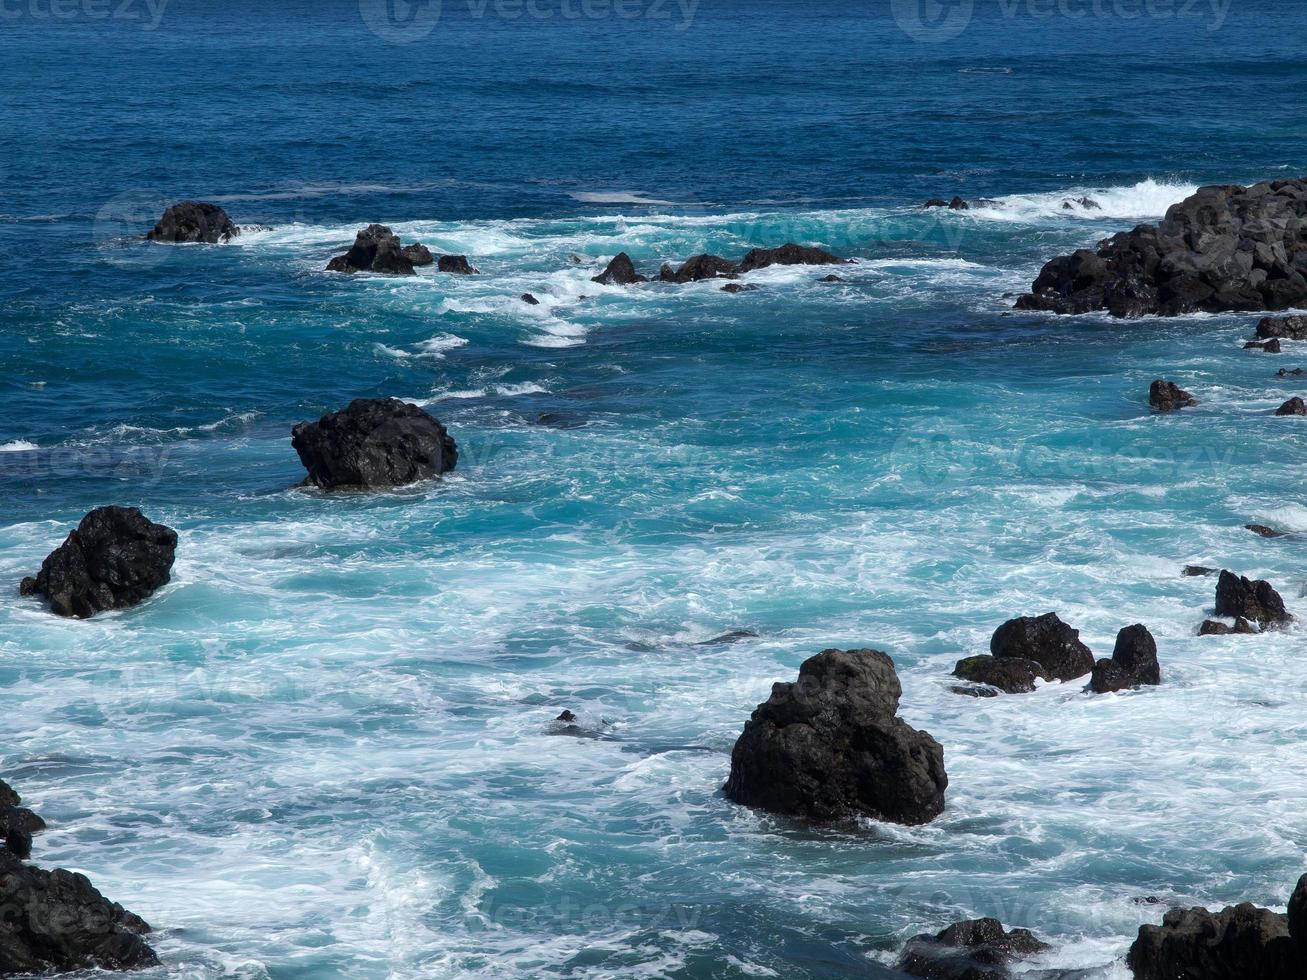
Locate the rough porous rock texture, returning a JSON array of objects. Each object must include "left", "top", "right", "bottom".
[
  {"left": 1215, "top": 570, "right": 1291, "bottom": 626},
  {"left": 723, "top": 648, "right": 946, "bottom": 825},
  {"left": 897, "top": 917, "right": 1049, "bottom": 980},
  {"left": 1199, "top": 617, "right": 1257, "bottom": 636},
  {"left": 325, "top": 224, "right": 416, "bottom": 275},
  {"left": 1089, "top": 624, "right": 1160, "bottom": 694},
  {"left": 437, "top": 254, "right": 478, "bottom": 274},
  {"left": 1258, "top": 314, "right": 1307, "bottom": 340},
  {"left": 1128, "top": 897, "right": 1302, "bottom": 980},
  {"left": 20, "top": 507, "right": 177, "bottom": 619},
  {"left": 951, "top": 655, "right": 1047, "bottom": 695},
  {"left": 659, "top": 254, "right": 738, "bottom": 282},
  {"left": 145, "top": 201, "right": 238, "bottom": 243},
  {"left": 737, "top": 243, "right": 848, "bottom": 273},
  {"left": 1016, "top": 178, "right": 1307, "bottom": 316},
  {"left": 1275, "top": 396, "right": 1307, "bottom": 416},
  {"left": 1150, "top": 379, "right": 1198, "bottom": 411},
  {"left": 400, "top": 243, "right": 433, "bottom": 266},
  {"left": 591, "top": 252, "right": 646, "bottom": 285},
  {"left": 291, "top": 398, "right": 457, "bottom": 489},
  {"left": 990, "top": 613, "right": 1094, "bottom": 682},
  {"left": 0, "top": 780, "right": 45, "bottom": 861}
]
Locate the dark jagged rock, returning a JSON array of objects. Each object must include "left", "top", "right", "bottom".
[
  {"left": 437, "top": 254, "right": 478, "bottom": 275},
  {"left": 898, "top": 917, "right": 1050, "bottom": 980},
  {"left": 0, "top": 853, "right": 159, "bottom": 974},
  {"left": 1184, "top": 565, "right": 1217, "bottom": 576},
  {"left": 1278, "top": 368, "right": 1307, "bottom": 376},
  {"left": 1199, "top": 617, "right": 1257, "bottom": 636},
  {"left": 1258, "top": 314, "right": 1307, "bottom": 340},
  {"left": 1290, "top": 875, "right": 1307, "bottom": 957},
  {"left": 1247, "top": 523, "right": 1288, "bottom": 538},
  {"left": 555, "top": 710, "right": 577, "bottom": 723},
  {"left": 401, "top": 243, "right": 434, "bottom": 266},
  {"left": 1246, "top": 338, "right": 1283, "bottom": 352},
  {"left": 1016, "top": 178, "right": 1307, "bottom": 317},
  {"left": 145, "top": 201, "right": 238, "bottom": 243},
  {"left": 1062, "top": 196, "right": 1101, "bottom": 210},
  {"left": 990, "top": 613, "right": 1093, "bottom": 682},
  {"left": 591, "top": 252, "right": 646, "bottom": 285},
  {"left": 1275, "top": 396, "right": 1307, "bottom": 416},
  {"left": 1089, "top": 624, "right": 1160, "bottom": 694},
  {"left": 291, "top": 398, "right": 457, "bottom": 490},
  {"left": 21, "top": 507, "right": 177, "bottom": 619},
  {"left": 721, "top": 283, "right": 758, "bottom": 294},
  {"left": 326, "top": 224, "right": 415, "bottom": 276},
  {"left": 723, "top": 648, "right": 946, "bottom": 825},
  {"left": 1128, "top": 900, "right": 1297, "bottom": 980},
  {"left": 520, "top": 293, "right": 540, "bottom": 305},
  {"left": 0, "top": 780, "right": 45, "bottom": 861},
  {"left": 658, "top": 254, "right": 738, "bottom": 283},
  {"left": 924, "top": 198, "right": 949, "bottom": 208},
  {"left": 696, "top": 629, "right": 760, "bottom": 646},
  {"left": 737, "top": 243, "right": 849, "bottom": 273},
  {"left": 1215, "top": 570, "right": 1291, "bottom": 626},
  {"left": 1150, "top": 379, "right": 1198, "bottom": 411},
  {"left": 818, "top": 274, "right": 845, "bottom": 283},
  {"left": 948, "top": 196, "right": 970, "bottom": 210},
  {"left": 951, "top": 655, "right": 1047, "bottom": 695}
]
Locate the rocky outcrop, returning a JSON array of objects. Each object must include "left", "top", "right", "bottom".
[
  {"left": 897, "top": 918, "right": 1049, "bottom": 980},
  {"left": 0, "top": 780, "right": 44, "bottom": 860},
  {"left": 291, "top": 398, "right": 457, "bottom": 489},
  {"left": 401, "top": 243, "right": 434, "bottom": 266},
  {"left": 1275, "top": 396, "right": 1306, "bottom": 416},
  {"left": 1257, "top": 314, "right": 1307, "bottom": 340},
  {"left": 658, "top": 254, "right": 738, "bottom": 282},
  {"left": 145, "top": 201, "right": 238, "bottom": 243},
  {"left": 1199, "top": 617, "right": 1257, "bottom": 636},
  {"left": 591, "top": 252, "right": 646, "bottom": 285},
  {"left": 1128, "top": 879, "right": 1307, "bottom": 980},
  {"left": 952, "top": 655, "right": 1047, "bottom": 694},
  {"left": 1150, "top": 379, "right": 1197, "bottom": 411},
  {"left": 723, "top": 648, "right": 946, "bottom": 825},
  {"left": 1246, "top": 339, "right": 1283, "bottom": 352},
  {"left": 989, "top": 613, "right": 1094, "bottom": 682},
  {"left": 737, "top": 243, "right": 848, "bottom": 273},
  {"left": 1016, "top": 178, "right": 1307, "bottom": 316},
  {"left": 326, "top": 225, "right": 416, "bottom": 275},
  {"left": 19, "top": 507, "right": 177, "bottom": 619},
  {"left": 1089, "top": 623, "right": 1160, "bottom": 694},
  {"left": 1215, "top": 570, "right": 1291, "bottom": 626},
  {"left": 437, "top": 254, "right": 478, "bottom": 274}
]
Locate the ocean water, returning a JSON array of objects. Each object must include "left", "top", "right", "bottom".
[{"left": 2, "top": 1, "right": 1307, "bottom": 977}]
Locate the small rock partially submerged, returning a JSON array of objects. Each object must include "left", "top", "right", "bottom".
[
  {"left": 1183, "top": 565, "right": 1217, "bottom": 576},
  {"left": 520, "top": 293, "right": 540, "bottom": 305},
  {"left": 723, "top": 648, "right": 946, "bottom": 825},
  {"left": 952, "top": 654, "right": 1047, "bottom": 694},
  {"left": 145, "top": 201, "right": 238, "bottom": 243},
  {"left": 924, "top": 196, "right": 971, "bottom": 210},
  {"left": 19, "top": 507, "right": 177, "bottom": 618},
  {"left": 326, "top": 224, "right": 417, "bottom": 276},
  {"left": 1150, "top": 379, "right": 1198, "bottom": 411},
  {"left": 737, "top": 243, "right": 849, "bottom": 273},
  {"left": 696, "top": 629, "right": 760, "bottom": 646},
  {"left": 1089, "top": 624, "right": 1160, "bottom": 694},
  {"left": 1215, "top": 569, "right": 1291, "bottom": 626},
  {"left": 591, "top": 252, "right": 646, "bottom": 285},
  {"left": 658, "top": 253, "right": 738, "bottom": 283},
  {"left": 1247, "top": 523, "right": 1289, "bottom": 538},
  {"left": 401, "top": 243, "right": 434, "bottom": 266},
  {"left": 721, "top": 283, "right": 757, "bottom": 294},
  {"left": 898, "top": 917, "right": 1050, "bottom": 980},
  {"left": 1199, "top": 617, "right": 1257, "bottom": 636},
  {"left": 1246, "top": 339, "right": 1283, "bottom": 352},
  {"left": 1275, "top": 396, "right": 1307, "bottom": 416},
  {"left": 291, "top": 398, "right": 457, "bottom": 489},
  {"left": 1257, "top": 314, "right": 1307, "bottom": 340},
  {"left": 437, "top": 254, "right": 478, "bottom": 274}
]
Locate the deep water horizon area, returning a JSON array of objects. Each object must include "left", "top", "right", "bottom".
[{"left": 1, "top": 0, "right": 1305, "bottom": 977}]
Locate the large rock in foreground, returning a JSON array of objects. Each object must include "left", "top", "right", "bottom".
[
  {"left": 19, "top": 507, "right": 177, "bottom": 619},
  {"left": 291, "top": 398, "right": 457, "bottom": 489},
  {"left": 1016, "top": 178, "right": 1307, "bottom": 316},
  {"left": 1089, "top": 624, "right": 1161, "bottom": 694},
  {"left": 1215, "top": 570, "right": 1291, "bottom": 626},
  {"left": 897, "top": 917, "right": 1049, "bottom": 980},
  {"left": 737, "top": 243, "right": 848, "bottom": 273},
  {"left": 723, "top": 648, "right": 946, "bottom": 825},
  {"left": 326, "top": 224, "right": 417, "bottom": 275},
  {"left": 145, "top": 201, "right": 238, "bottom": 243}
]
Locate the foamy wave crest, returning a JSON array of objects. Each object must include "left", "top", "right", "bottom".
[
  {"left": 0, "top": 440, "right": 38, "bottom": 452},
  {"left": 976, "top": 178, "right": 1199, "bottom": 224}
]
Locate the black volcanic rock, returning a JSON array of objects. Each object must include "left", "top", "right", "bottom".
[
  {"left": 1089, "top": 624, "right": 1160, "bottom": 694},
  {"left": 291, "top": 398, "right": 457, "bottom": 489},
  {"left": 1258, "top": 314, "right": 1307, "bottom": 340},
  {"left": 326, "top": 224, "right": 415, "bottom": 276},
  {"left": 1246, "top": 339, "right": 1284, "bottom": 352},
  {"left": 145, "top": 201, "right": 238, "bottom": 243},
  {"left": 1128, "top": 900, "right": 1297, "bottom": 980},
  {"left": 1275, "top": 396, "right": 1307, "bottom": 416},
  {"left": 1150, "top": 379, "right": 1198, "bottom": 411},
  {"left": 520, "top": 292, "right": 540, "bottom": 305},
  {"left": 990, "top": 613, "right": 1094, "bottom": 682},
  {"left": 591, "top": 252, "right": 646, "bottom": 285},
  {"left": 951, "top": 655, "right": 1047, "bottom": 694},
  {"left": 1199, "top": 617, "right": 1257, "bottom": 636},
  {"left": 723, "top": 648, "right": 946, "bottom": 825},
  {"left": 721, "top": 283, "right": 758, "bottom": 294},
  {"left": 1215, "top": 570, "right": 1291, "bottom": 626},
  {"left": 437, "top": 254, "right": 478, "bottom": 274},
  {"left": 659, "top": 254, "right": 738, "bottom": 282},
  {"left": 0, "top": 780, "right": 45, "bottom": 861},
  {"left": 737, "top": 243, "right": 848, "bottom": 273},
  {"left": 1184, "top": 565, "right": 1217, "bottom": 576},
  {"left": 898, "top": 917, "right": 1049, "bottom": 980},
  {"left": 20, "top": 507, "right": 177, "bottom": 619},
  {"left": 1016, "top": 178, "right": 1307, "bottom": 316},
  {"left": 401, "top": 243, "right": 434, "bottom": 266},
  {"left": 1247, "top": 523, "right": 1288, "bottom": 538}
]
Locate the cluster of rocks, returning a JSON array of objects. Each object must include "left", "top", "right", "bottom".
[
  {"left": 1199, "top": 569, "right": 1292, "bottom": 632},
  {"left": 1015, "top": 178, "right": 1307, "bottom": 316},
  {"left": 0, "top": 779, "right": 158, "bottom": 974},
  {"left": 324, "top": 224, "right": 476, "bottom": 277},
  {"left": 722, "top": 648, "right": 947, "bottom": 826},
  {"left": 590, "top": 242, "right": 850, "bottom": 287}
]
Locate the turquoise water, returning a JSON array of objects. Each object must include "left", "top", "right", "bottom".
[{"left": 2, "top": 2, "right": 1307, "bottom": 977}]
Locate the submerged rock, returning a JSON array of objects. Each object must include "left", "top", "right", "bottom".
[
  {"left": 696, "top": 629, "right": 760, "bottom": 646},
  {"left": 720, "top": 283, "right": 758, "bottom": 294},
  {"left": 1199, "top": 617, "right": 1257, "bottom": 636},
  {"left": 520, "top": 292, "right": 540, "bottom": 305},
  {"left": 1183, "top": 565, "right": 1217, "bottom": 576},
  {"left": 898, "top": 917, "right": 1050, "bottom": 980},
  {"left": 291, "top": 398, "right": 457, "bottom": 489},
  {"left": 990, "top": 613, "right": 1094, "bottom": 682},
  {"left": 1246, "top": 523, "right": 1288, "bottom": 538},
  {"left": 20, "top": 507, "right": 177, "bottom": 619},
  {"left": 1257, "top": 314, "right": 1307, "bottom": 340},
  {"left": 658, "top": 253, "right": 738, "bottom": 283},
  {"left": 1089, "top": 624, "right": 1160, "bottom": 694},
  {"left": 145, "top": 201, "right": 238, "bottom": 243},
  {"left": 555, "top": 710, "right": 577, "bottom": 723},
  {"left": 951, "top": 654, "right": 1047, "bottom": 694},
  {"left": 591, "top": 252, "right": 646, "bottom": 285},
  {"left": 737, "top": 243, "right": 848, "bottom": 273},
  {"left": 818, "top": 274, "right": 845, "bottom": 283},
  {"left": 437, "top": 254, "right": 478, "bottom": 274},
  {"left": 1150, "top": 379, "right": 1198, "bottom": 411},
  {"left": 326, "top": 224, "right": 415, "bottom": 276},
  {"left": 1278, "top": 368, "right": 1307, "bottom": 376},
  {"left": 1246, "top": 339, "right": 1283, "bottom": 352},
  {"left": 1275, "top": 396, "right": 1307, "bottom": 416},
  {"left": 1062, "top": 196, "right": 1101, "bottom": 210},
  {"left": 723, "top": 648, "right": 946, "bottom": 825},
  {"left": 1215, "top": 569, "right": 1291, "bottom": 626}
]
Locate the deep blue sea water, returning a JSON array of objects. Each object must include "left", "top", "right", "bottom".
[{"left": 2, "top": 1, "right": 1306, "bottom": 977}]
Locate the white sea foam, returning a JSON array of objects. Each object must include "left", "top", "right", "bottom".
[{"left": 0, "top": 440, "right": 37, "bottom": 452}]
